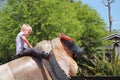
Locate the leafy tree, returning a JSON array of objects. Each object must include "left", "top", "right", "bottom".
[
  {"left": 0, "top": 0, "right": 83, "bottom": 64},
  {"left": 76, "top": 3, "right": 109, "bottom": 55}
]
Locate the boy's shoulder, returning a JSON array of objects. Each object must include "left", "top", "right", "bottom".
[{"left": 17, "top": 32, "right": 25, "bottom": 36}]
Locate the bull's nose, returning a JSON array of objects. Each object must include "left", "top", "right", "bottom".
[
  {"left": 76, "top": 48, "right": 83, "bottom": 56},
  {"left": 79, "top": 48, "right": 83, "bottom": 53}
]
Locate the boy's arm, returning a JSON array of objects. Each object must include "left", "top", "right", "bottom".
[{"left": 21, "top": 35, "right": 33, "bottom": 48}]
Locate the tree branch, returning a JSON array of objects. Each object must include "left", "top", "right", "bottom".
[
  {"left": 109, "top": 0, "right": 115, "bottom": 4},
  {"left": 102, "top": 0, "right": 108, "bottom": 6}
]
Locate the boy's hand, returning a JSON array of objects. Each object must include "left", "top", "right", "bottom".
[{"left": 29, "top": 45, "right": 33, "bottom": 48}]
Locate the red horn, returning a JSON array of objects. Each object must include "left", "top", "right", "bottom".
[{"left": 59, "top": 34, "right": 73, "bottom": 41}]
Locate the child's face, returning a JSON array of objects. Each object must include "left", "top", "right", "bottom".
[{"left": 24, "top": 30, "right": 31, "bottom": 37}]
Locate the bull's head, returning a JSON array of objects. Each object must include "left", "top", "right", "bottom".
[{"left": 60, "top": 34, "right": 83, "bottom": 59}]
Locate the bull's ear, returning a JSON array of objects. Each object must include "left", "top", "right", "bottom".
[{"left": 59, "top": 34, "right": 73, "bottom": 41}]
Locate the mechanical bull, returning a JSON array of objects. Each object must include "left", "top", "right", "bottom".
[{"left": 0, "top": 34, "right": 83, "bottom": 80}]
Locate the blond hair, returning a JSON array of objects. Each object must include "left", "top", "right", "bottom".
[{"left": 21, "top": 24, "right": 32, "bottom": 32}]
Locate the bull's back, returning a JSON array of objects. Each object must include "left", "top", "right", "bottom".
[{"left": 0, "top": 56, "right": 52, "bottom": 80}]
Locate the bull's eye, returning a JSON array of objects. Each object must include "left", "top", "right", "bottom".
[
  {"left": 62, "top": 39, "right": 76, "bottom": 53},
  {"left": 62, "top": 40, "right": 74, "bottom": 47}
]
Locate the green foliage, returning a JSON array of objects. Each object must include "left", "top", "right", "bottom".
[
  {"left": 0, "top": 0, "right": 84, "bottom": 64},
  {"left": 77, "top": 48, "right": 120, "bottom": 76},
  {"left": 78, "top": 4, "right": 109, "bottom": 56}
]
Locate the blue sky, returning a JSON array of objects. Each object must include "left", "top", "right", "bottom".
[{"left": 79, "top": 0, "right": 120, "bottom": 30}]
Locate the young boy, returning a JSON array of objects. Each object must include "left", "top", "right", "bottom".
[{"left": 16, "top": 24, "right": 52, "bottom": 60}]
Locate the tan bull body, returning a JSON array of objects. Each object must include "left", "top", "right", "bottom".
[{"left": 0, "top": 37, "right": 78, "bottom": 80}]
